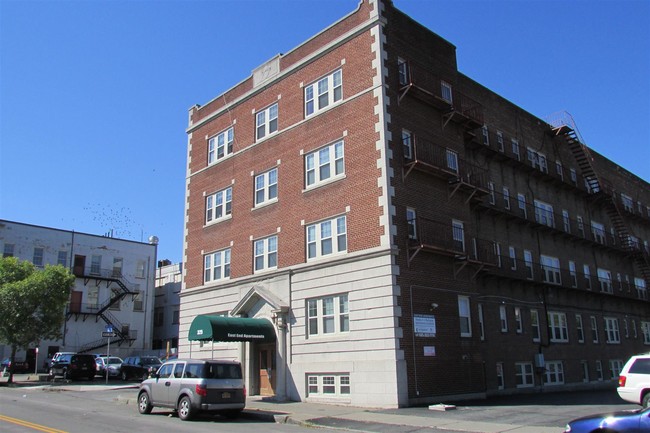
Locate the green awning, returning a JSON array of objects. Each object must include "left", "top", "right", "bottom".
[{"left": 188, "top": 315, "right": 276, "bottom": 343}]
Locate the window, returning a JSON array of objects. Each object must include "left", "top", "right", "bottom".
[
  {"left": 591, "top": 316, "right": 599, "bottom": 343},
  {"left": 452, "top": 220, "right": 465, "bottom": 252},
  {"left": 2, "top": 243, "right": 14, "bottom": 258},
  {"left": 527, "top": 148, "right": 547, "bottom": 173},
  {"left": 509, "top": 246, "right": 517, "bottom": 270},
  {"left": 642, "top": 321, "right": 650, "bottom": 344},
  {"left": 499, "top": 305, "right": 508, "bottom": 332},
  {"left": 515, "top": 362, "right": 534, "bottom": 388},
  {"left": 524, "top": 250, "right": 533, "bottom": 279},
  {"left": 581, "top": 361, "right": 589, "bottom": 382},
  {"left": 503, "top": 187, "right": 510, "bottom": 210},
  {"left": 511, "top": 139, "right": 520, "bottom": 160},
  {"left": 548, "top": 312, "right": 568, "bottom": 342},
  {"left": 583, "top": 265, "right": 592, "bottom": 290},
  {"left": 555, "top": 161, "right": 563, "bottom": 180},
  {"left": 446, "top": 149, "right": 458, "bottom": 173},
  {"left": 206, "top": 187, "right": 232, "bottom": 224},
  {"left": 514, "top": 307, "right": 523, "bottom": 333},
  {"left": 440, "top": 80, "right": 452, "bottom": 103},
  {"left": 254, "top": 235, "right": 278, "bottom": 272},
  {"left": 204, "top": 249, "right": 231, "bottom": 283},
  {"left": 624, "top": 319, "right": 629, "bottom": 338},
  {"left": 496, "top": 131, "right": 504, "bottom": 152},
  {"left": 604, "top": 317, "right": 620, "bottom": 344},
  {"left": 57, "top": 251, "right": 67, "bottom": 267},
  {"left": 91, "top": 255, "right": 102, "bottom": 275},
  {"left": 544, "top": 361, "right": 564, "bottom": 385},
  {"left": 256, "top": 103, "right": 278, "bottom": 140},
  {"left": 635, "top": 277, "right": 648, "bottom": 300},
  {"left": 541, "top": 255, "right": 561, "bottom": 285},
  {"left": 305, "top": 69, "right": 342, "bottom": 116},
  {"left": 402, "top": 129, "right": 413, "bottom": 160},
  {"left": 136, "top": 260, "right": 146, "bottom": 278},
  {"left": 621, "top": 193, "right": 633, "bottom": 212},
  {"left": 172, "top": 309, "right": 180, "bottom": 325},
  {"left": 609, "top": 360, "right": 624, "bottom": 379},
  {"left": 591, "top": 221, "right": 606, "bottom": 244},
  {"left": 597, "top": 268, "right": 613, "bottom": 293},
  {"left": 406, "top": 208, "right": 417, "bottom": 240},
  {"left": 478, "top": 303, "right": 485, "bottom": 340},
  {"left": 569, "top": 261, "right": 577, "bottom": 287},
  {"left": 531, "top": 309, "right": 541, "bottom": 342},
  {"left": 482, "top": 125, "right": 489, "bottom": 146},
  {"left": 133, "top": 290, "right": 143, "bottom": 311},
  {"left": 397, "top": 57, "right": 409, "bottom": 86},
  {"left": 496, "top": 363, "right": 504, "bottom": 390},
  {"left": 306, "top": 215, "right": 347, "bottom": 260},
  {"left": 562, "top": 210, "right": 570, "bottom": 233},
  {"left": 33, "top": 247, "right": 44, "bottom": 267},
  {"left": 633, "top": 320, "right": 638, "bottom": 339},
  {"left": 307, "top": 294, "right": 349, "bottom": 336},
  {"left": 255, "top": 168, "right": 278, "bottom": 207},
  {"left": 570, "top": 168, "right": 577, "bottom": 185},
  {"left": 306, "top": 140, "right": 344, "bottom": 187},
  {"left": 208, "top": 127, "right": 234, "bottom": 164},
  {"left": 596, "top": 360, "right": 603, "bottom": 380},
  {"left": 306, "top": 373, "right": 350, "bottom": 396},
  {"left": 534, "top": 200, "right": 555, "bottom": 228},
  {"left": 488, "top": 182, "right": 495, "bottom": 204},
  {"left": 458, "top": 296, "right": 471, "bottom": 337},
  {"left": 154, "top": 308, "right": 164, "bottom": 327},
  {"left": 517, "top": 193, "right": 527, "bottom": 219},
  {"left": 577, "top": 216, "right": 585, "bottom": 237},
  {"left": 494, "top": 243, "right": 502, "bottom": 267},
  {"left": 576, "top": 314, "right": 584, "bottom": 343}
]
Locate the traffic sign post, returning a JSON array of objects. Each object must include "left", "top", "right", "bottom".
[{"left": 102, "top": 326, "right": 115, "bottom": 384}]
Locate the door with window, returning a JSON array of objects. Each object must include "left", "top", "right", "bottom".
[
  {"left": 258, "top": 344, "right": 276, "bottom": 396},
  {"left": 73, "top": 255, "right": 86, "bottom": 277}
]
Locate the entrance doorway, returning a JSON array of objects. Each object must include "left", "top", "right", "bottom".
[{"left": 258, "top": 344, "right": 276, "bottom": 396}]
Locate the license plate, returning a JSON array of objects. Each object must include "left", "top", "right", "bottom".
[
  {"left": 81, "top": 366, "right": 87, "bottom": 370},
  {"left": 222, "top": 392, "right": 231, "bottom": 398}
]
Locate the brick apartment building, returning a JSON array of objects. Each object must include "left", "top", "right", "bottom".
[{"left": 180, "top": 0, "right": 650, "bottom": 407}]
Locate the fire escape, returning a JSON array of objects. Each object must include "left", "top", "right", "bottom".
[
  {"left": 67, "top": 268, "right": 138, "bottom": 352},
  {"left": 547, "top": 111, "right": 650, "bottom": 286}
]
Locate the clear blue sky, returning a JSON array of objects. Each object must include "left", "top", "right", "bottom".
[{"left": 1, "top": 0, "right": 648, "bottom": 264}]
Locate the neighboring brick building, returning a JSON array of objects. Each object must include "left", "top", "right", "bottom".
[{"left": 180, "top": 0, "right": 650, "bottom": 407}]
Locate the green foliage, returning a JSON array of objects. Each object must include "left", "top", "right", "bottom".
[{"left": 0, "top": 257, "right": 75, "bottom": 351}]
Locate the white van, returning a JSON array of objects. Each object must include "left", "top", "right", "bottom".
[{"left": 617, "top": 353, "right": 650, "bottom": 407}]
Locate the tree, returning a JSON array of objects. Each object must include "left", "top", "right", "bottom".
[{"left": 0, "top": 257, "right": 75, "bottom": 384}]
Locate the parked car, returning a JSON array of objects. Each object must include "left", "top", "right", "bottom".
[
  {"left": 137, "top": 359, "right": 246, "bottom": 421},
  {"left": 1, "top": 358, "right": 30, "bottom": 374},
  {"left": 564, "top": 407, "right": 650, "bottom": 432},
  {"left": 120, "top": 356, "right": 162, "bottom": 381},
  {"left": 49, "top": 352, "right": 75, "bottom": 368},
  {"left": 49, "top": 353, "right": 97, "bottom": 380},
  {"left": 618, "top": 352, "right": 650, "bottom": 407},
  {"left": 95, "top": 356, "right": 123, "bottom": 378}
]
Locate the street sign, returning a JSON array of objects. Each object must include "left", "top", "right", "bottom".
[{"left": 102, "top": 332, "right": 115, "bottom": 338}]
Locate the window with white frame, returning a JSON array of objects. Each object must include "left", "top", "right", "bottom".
[
  {"left": 620, "top": 193, "right": 633, "bottom": 212},
  {"left": 517, "top": 193, "right": 527, "bottom": 219},
  {"left": 2, "top": 243, "right": 14, "bottom": 258},
  {"left": 548, "top": 311, "right": 568, "bottom": 342},
  {"left": 458, "top": 295, "right": 472, "bottom": 337},
  {"left": 604, "top": 317, "right": 620, "bottom": 344},
  {"left": 206, "top": 187, "right": 232, "bottom": 224},
  {"left": 488, "top": 182, "right": 495, "bottom": 204},
  {"left": 583, "top": 264, "right": 592, "bottom": 290},
  {"left": 478, "top": 303, "right": 485, "bottom": 340},
  {"left": 499, "top": 305, "right": 508, "bottom": 332},
  {"left": 204, "top": 249, "right": 231, "bottom": 283},
  {"left": 514, "top": 307, "right": 523, "bottom": 333},
  {"left": 494, "top": 243, "right": 502, "bottom": 268},
  {"left": 503, "top": 187, "right": 510, "bottom": 210},
  {"left": 496, "top": 131, "right": 504, "bottom": 152},
  {"left": 577, "top": 216, "right": 585, "bottom": 237},
  {"left": 555, "top": 160, "right": 563, "bottom": 180},
  {"left": 496, "top": 363, "right": 504, "bottom": 390},
  {"left": 524, "top": 250, "right": 534, "bottom": 279},
  {"left": 256, "top": 103, "right": 278, "bottom": 140},
  {"left": 581, "top": 360, "right": 589, "bottom": 382},
  {"left": 91, "top": 254, "right": 101, "bottom": 275},
  {"left": 406, "top": 208, "right": 417, "bottom": 240},
  {"left": 307, "top": 373, "right": 350, "bottom": 396},
  {"left": 569, "top": 261, "right": 577, "bottom": 287},
  {"left": 511, "top": 139, "right": 521, "bottom": 160},
  {"left": 544, "top": 361, "right": 564, "bottom": 385},
  {"left": 208, "top": 127, "right": 234, "bottom": 164},
  {"left": 591, "top": 221, "right": 606, "bottom": 244},
  {"left": 33, "top": 247, "right": 44, "bottom": 267},
  {"left": 541, "top": 255, "right": 561, "bottom": 285},
  {"left": 397, "top": 57, "right": 409, "bottom": 86},
  {"left": 609, "top": 360, "right": 624, "bottom": 379},
  {"left": 597, "top": 268, "right": 613, "bottom": 293},
  {"left": 515, "top": 362, "right": 534, "bottom": 388},
  {"left": 531, "top": 309, "right": 541, "bottom": 342},
  {"left": 591, "top": 316, "right": 599, "bottom": 343},
  {"left": 446, "top": 149, "right": 458, "bottom": 173},
  {"left": 452, "top": 220, "right": 465, "bottom": 252},
  {"left": 254, "top": 168, "right": 278, "bottom": 207},
  {"left": 635, "top": 277, "right": 648, "bottom": 300},
  {"left": 576, "top": 314, "right": 584, "bottom": 342},
  {"left": 534, "top": 200, "right": 555, "bottom": 227},
  {"left": 254, "top": 235, "right": 278, "bottom": 272},
  {"left": 57, "top": 250, "right": 67, "bottom": 267},
  {"left": 570, "top": 167, "right": 577, "bottom": 185},
  {"left": 402, "top": 129, "right": 413, "bottom": 160},
  {"left": 527, "top": 148, "right": 547, "bottom": 173},
  {"left": 307, "top": 294, "right": 349, "bottom": 336},
  {"left": 642, "top": 321, "right": 650, "bottom": 344},
  {"left": 305, "top": 69, "right": 342, "bottom": 117},
  {"left": 596, "top": 360, "right": 603, "bottom": 380},
  {"left": 509, "top": 246, "right": 517, "bottom": 270},
  {"left": 306, "top": 215, "right": 347, "bottom": 260},
  {"left": 440, "top": 80, "right": 453, "bottom": 103},
  {"left": 305, "top": 140, "right": 344, "bottom": 188},
  {"left": 136, "top": 260, "right": 146, "bottom": 278},
  {"left": 562, "top": 210, "right": 570, "bottom": 233},
  {"left": 482, "top": 125, "right": 489, "bottom": 146}
]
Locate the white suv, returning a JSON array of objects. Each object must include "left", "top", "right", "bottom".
[{"left": 617, "top": 353, "right": 650, "bottom": 407}]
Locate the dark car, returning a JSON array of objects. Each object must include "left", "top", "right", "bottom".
[
  {"left": 49, "top": 353, "right": 97, "bottom": 380},
  {"left": 120, "top": 356, "right": 162, "bottom": 381},
  {"left": 137, "top": 359, "right": 245, "bottom": 421},
  {"left": 564, "top": 407, "right": 650, "bottom": 432},
  {"left": 1, "top": 358, "right": 30, "bottom": 374}
]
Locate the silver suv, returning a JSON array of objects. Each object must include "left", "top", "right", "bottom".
[
  {"left": 617, "top": 353, "right": 650, "bottom": 407},
  {"left": 137, "top": 358, "right": 245, "bottom": 420}
]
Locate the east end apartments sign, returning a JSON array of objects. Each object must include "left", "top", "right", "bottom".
[{"left": 414, "top": 314, "right": 436, "bottom": 337}]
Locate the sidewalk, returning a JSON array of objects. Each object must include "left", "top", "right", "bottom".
[{"left": 2, "top": 373, "right": 631, "bottom": 433}]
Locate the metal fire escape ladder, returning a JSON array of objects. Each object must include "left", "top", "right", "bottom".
[{"left": 547, "top": 111, "right": 650, "bottom": 286}]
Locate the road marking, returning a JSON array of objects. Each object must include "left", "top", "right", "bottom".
[{"left": 0, "top": 414, "right": 67, "bottom": 433}]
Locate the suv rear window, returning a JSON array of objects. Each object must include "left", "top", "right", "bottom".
[
  {"left": 629, "top": 358, "right": 650, "bottom": 374},
  {"left": 205, "top": 363, "right": 242, "bottom": 379}
]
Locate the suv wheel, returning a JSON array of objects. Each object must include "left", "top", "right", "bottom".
[
  {"left": 177, "top": 396, "right": 194, "bottom": 421},
  {"left": 643, "top": 393, "right": 650, "bottom": 408},
  {"left": 138, "top": 391, "right": 153, "bottom": 414}
]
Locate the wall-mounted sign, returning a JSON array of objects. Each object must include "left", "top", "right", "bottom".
[
  {"left": 414, "top": 314, "right": 436, "bottom": 337},
  {"left": 424, "top": 346, "right": 436, "bottom": 357}
]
